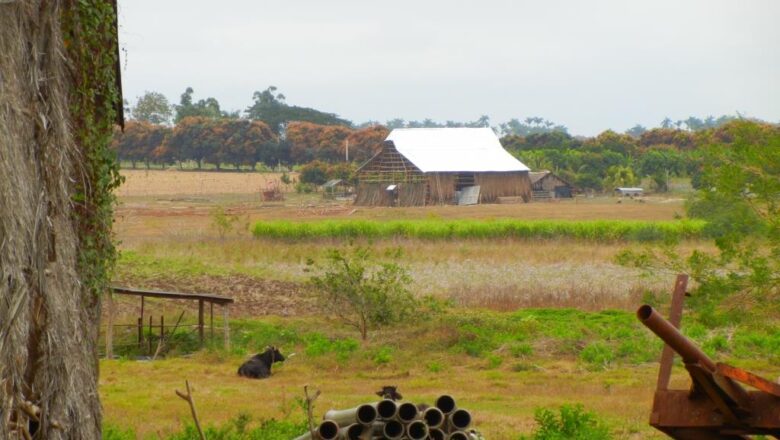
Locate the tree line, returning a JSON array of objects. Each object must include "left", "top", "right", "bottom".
[{"left": 115, "top": 86, "right": 771, "bottom": 192}]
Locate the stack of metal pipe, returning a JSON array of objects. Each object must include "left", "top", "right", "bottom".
[{"left": 294, "top": 395, "right": 479, "bottom": 440}]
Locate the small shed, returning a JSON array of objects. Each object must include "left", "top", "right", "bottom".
[
  {"left": 354, "top": 128, "right": 531, "bottom": 206},
  {"left": 529, "top": 171, "right": 574, "bottom": 200},
  {"left": 322, "top": 179, "right": 352, "bottom": 199},
  {"left": 615, "top": 187, "right": 644, "bottom": 197}
]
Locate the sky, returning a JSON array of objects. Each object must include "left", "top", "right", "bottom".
[{"left": 118, "top": 0, "right": 780, "bottom": 136}]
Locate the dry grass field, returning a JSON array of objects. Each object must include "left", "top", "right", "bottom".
[{"left": 103, "top": 170, "right": 726, "bottom": 439}]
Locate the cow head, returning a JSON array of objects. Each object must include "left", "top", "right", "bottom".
[{"left": 263, "top": 345, "right": 285, "bottom": 364}]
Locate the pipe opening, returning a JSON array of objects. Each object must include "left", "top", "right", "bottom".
[
  {"left": 429, "top": 428, "right": 446, "bottom": 440},
  {"left": 384, "top": 420, "right": 404, "bottom": 439},
  {"left": 345, "top": 424, "right": 364, "bottom": 440},
  {"left": 450, "top": 409, "right": 472, "bottom": 429},
  {"left": 377, "top": 399, "right": 398, "bottom": 419},
  {"left": 318, "top": 420, "right": 339, "bottom": 440},
  {"left": 357, "top": 404, "right": 378, "bottom": 425},
  {"left": 637, "top": 304, "right": 653, "bottom": 321},
  {"left": 435, "top": 395, "right": 456, "bottom": 414},
  {"left": 424, "top": 407, "right": 444, "bottom": 427},
  {"left": 449, "top": 432, "right": 469, "bottom": 440},
  {"left": 407, "top": 421, "right": 428, "bottom": 440},
  {"left": 397, "top": 402, "right": 418, "bottom": 422}
]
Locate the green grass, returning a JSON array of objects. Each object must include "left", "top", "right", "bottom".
[
  {"left": 105, "top": 415, "right": 307, "bottom": 440},
  {"left": 251, "top": 219, "right": 707, "bottom": 242}
]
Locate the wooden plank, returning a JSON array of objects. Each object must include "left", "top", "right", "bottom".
[
  {"left": 112, "top": 286, "right": 234, "bottom": 305},
  {"left": 657, "top": 274, "right": 688, "bottom": 391},
  {"left": 717, "top": 363, "right": 780, "bottom": 397}
]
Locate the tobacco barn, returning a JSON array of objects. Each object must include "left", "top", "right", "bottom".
[{"left": 354, "top": 128, "right": 531, "bottom": 206}]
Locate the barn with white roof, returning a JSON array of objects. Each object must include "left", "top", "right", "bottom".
[{"left": 354, "top": 127, "right": 531, "bottom": 206}]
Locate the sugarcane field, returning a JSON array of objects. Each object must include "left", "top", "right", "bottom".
[{"left": 1, "top": 2, "right": 779, "bottom": 440}]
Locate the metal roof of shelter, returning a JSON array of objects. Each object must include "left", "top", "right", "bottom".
[
  {"left": 529, "top": 171, "right": 550, "bottom": 184},
  {"left": 385, "top": 127, "right": 529, "bottom": 173},
  {"left": 322, "top": 179, "right": 344, "bottom": 188}
]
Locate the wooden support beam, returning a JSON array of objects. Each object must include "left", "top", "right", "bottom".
[
  {"left": 222, "top": 305, "right": 230, "bottom": 350},
  {"left": 137, "top": 317, "right": 143, "bottom": 348},
  {"left": 105, "top": 290, "right": 114, "bottom": 359},
  {"left": 198, "top": 299, "right": 204, "bottom": 347},
  {"left": 139, "top": 296, "right": 145, "bottom": 345}
]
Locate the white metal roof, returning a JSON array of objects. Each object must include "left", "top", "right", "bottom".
[{"left": 385, "top": 127, "right": 529, "bottom": 173}]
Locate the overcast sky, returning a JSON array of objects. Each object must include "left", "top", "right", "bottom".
[{"left": 118, "top": 0, "right": 780, "bottom": 136}]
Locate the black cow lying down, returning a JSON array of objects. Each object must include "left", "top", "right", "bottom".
[{"left": 238, "top": 346, "right": 285, "bottom": 379}]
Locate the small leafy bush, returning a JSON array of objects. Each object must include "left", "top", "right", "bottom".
[
  {"left": 307, "top": 246, "right": 418, "bottom": 340},
  {"left": 522, "top": 404, "right": 611, "bottom": 440}
]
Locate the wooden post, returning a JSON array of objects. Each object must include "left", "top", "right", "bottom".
[
  {"left": 105, "top": 290, "right": 114, "bottom": 359},
  {"left": 210, "top": 302, "right": 214, "bottom": 342},
  {"left": 198, "top": 299, "right": 204, "bottom": 347},
  {"left": 160, "top": 315, "right": 165, "bottom": 340},
  {"left": 657, "top": 274, "right": 689, "bottom": 391},
  {"left": 222, "top": 305, "right": 230, "bottom": 350},
  {"left": 139, "top": 296, "right": 145, "bottom": 345},
  {"left": 137, "top": 317, "right": 143, "bottom": 348},
  {"left": 148, "top": 315, "right": 153, "bottom": 355}
]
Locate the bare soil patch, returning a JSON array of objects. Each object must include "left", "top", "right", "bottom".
[{"left": 113, "top": 273, "right": 316, "bottom": 318}]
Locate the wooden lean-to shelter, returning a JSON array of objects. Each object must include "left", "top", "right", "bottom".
[
  {"left": 529, "top": 171, "right": 574, "bottom": 200},
  {"left": 354, "top": 128, "right": 531, "bottom": 206}
]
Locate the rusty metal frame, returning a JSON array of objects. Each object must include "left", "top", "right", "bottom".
[{"left": 641, "top": 274, "right": 780, "bottom": 439}]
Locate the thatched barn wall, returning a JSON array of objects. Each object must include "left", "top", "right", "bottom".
[
  {"left": 426, "top": 173, "right": 457, "bottom": 204},
  {"left": 475, "top": 171, "right": 532, "bottom": 203},
  {"left": 354, "top": 182, "right": 427, "bottom": 206}
]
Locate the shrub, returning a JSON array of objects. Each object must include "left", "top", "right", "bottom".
[
  {"left": 294, "top": 182, "right": 315, "bottom": 193},
  {"left": 523, "top": 404, "right": 611, "bottom": 440},
  {"left": 299, "top": 160, "right": 329, "bottom": 185},
  {"left": 308, "top": 246, "right": 418, "bottom": 340},
  {"left": 210, "top": 206, "right": 239, "bottom": 238}
]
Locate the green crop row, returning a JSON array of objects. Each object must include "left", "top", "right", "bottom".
[{"left": 251, "top": 219, "right": 707, "bottom": 242}]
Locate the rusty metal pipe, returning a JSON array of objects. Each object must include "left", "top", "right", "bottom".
[
  {"left": 323, "top": 404, "right": 377, "bottom": 426},
  {"left": 636, "top": 305, "right": 716, "bottom": 371}
]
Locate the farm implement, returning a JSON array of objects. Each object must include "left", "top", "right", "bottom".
[{"left": 637, "top": 275, "right": 780, "bottom": 439}]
